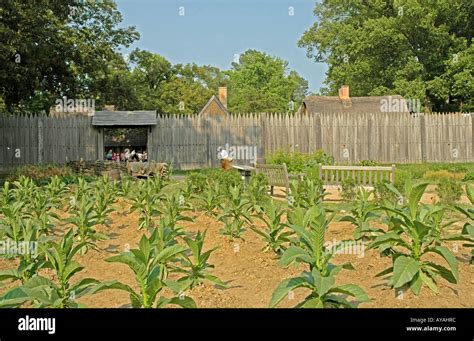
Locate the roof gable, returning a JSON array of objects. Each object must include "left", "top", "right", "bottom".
[{"left": 199, "top": 95, "right": 230, "bottom": 116}]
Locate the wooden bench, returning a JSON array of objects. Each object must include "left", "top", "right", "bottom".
[
  {"left": 318, "top": 164, "right": 395, "bottom": 187},
  {"left": 255, "top": 163, "right": 304, "bottom": 196}
]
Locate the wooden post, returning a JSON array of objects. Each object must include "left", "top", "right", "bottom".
[
  {"left": 420, "top": 115, "right": 427, "bottom": 162},
  {"left": 38, "top": 117, "right": 43, "bottom": 164},
  {"left": 97, "top": 127, "right": 104, "bottom": 161},
  {"left": 315, "top": 114, "right": 322, "bottom": 151},
  {"left": 367, "top": 114, "right": 373, "bottom": 160},
  {"left": 391, "top": 164, "right": 396, "bottom": 184},
  {"left": 147, "top": 126, "right": 153, "bottom": 161}
]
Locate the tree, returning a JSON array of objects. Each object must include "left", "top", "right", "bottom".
[
  {"left": 0, "top": 0, "right": 139, "bottom": 114},
  {"left": 127, "top": 49, "right": 227, "bottom": 115},
  {"left": 299, "top": 0, "right": 473, "bottom": 111},
  {"left": 227, "top": 50, "right": 308, "bottom": 113}
]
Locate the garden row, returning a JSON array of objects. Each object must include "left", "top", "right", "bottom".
[{"left": 1, "top": 166, "right": 473, "bottom": 308}]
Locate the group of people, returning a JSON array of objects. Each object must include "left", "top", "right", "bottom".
[{"left": 105, "top": 148, "right": 148, "bottom": 162}]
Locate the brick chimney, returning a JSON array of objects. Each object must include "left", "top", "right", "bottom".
[
  {"left": 339, "top": 85, "right": 352, "bottom": 108},
  {"left": 218, "top": 87, "right": 227, "bottom": 108},
  {"left": 338, "top": 85, "right": 350, "bottom": 100}
]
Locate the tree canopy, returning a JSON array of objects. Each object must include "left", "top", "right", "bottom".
[
  {"left": 227, "top": 50, "right": 308, "bottom": 113},
  {"left": 298, "top": 0, "right": 473, "bottom": 112},
  {"left": 0, "top": 0, "right": 139, "bottom": 113}
]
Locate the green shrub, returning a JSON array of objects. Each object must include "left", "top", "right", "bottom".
[
  {"left": 267, "top": 150, "right": 334, "bottom": 173},
  {"left": 374, "top": 180, "right": 399, "bottom": 205},
  {"left": 463, "top": 172, "right": 474, "bottom": 182},
  {"left": 186, "top": 172, "right": 208, "bottom": 193},
  {"left": 340, "top": 177, "right": 357, "bottom": 201},
  {"left": 423, "top": 170, "right": 464, "bottom": 181},
  {"left": 436, "top": 178, "right": 463, "bottom": 204},
  {"left": 359, "top": 160, "right": 378, "bottom": 166}
]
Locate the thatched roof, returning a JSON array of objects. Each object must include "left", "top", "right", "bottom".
[{"left": 302, "top": 95, "right": 410, "bottom": 114}]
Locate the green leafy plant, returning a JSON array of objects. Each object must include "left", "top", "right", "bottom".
[
  {"left": 12, "top": 176, "right": 37, "bottom": 208},
  {"left": 156, "top": 192, "right": 194, "bottom": 233},
  {"left": 93, "top": 231, "right": 195, "bottom": 308},
  {"left": 93, "top": 176, "right": 117, "bottom": 226},
  {"left": 436, "top": 178, "right": 463, "bottom": 204},
  {"left": 0, "top": 181, "right": 13, "bottom": 209},
  {"left": 186, "top": 172, "right": 208, "bottom": 194},
  {"left": 174, "top": 231, "right": 226, "bottom": 289},
  {"left": 339, "top": 188, "right": 383, "bottom": 240},
  {"left": 270, "top": 205, "right": 369, "bottom": 308},
  {"left": 288, "top": 178, "right": 326, "bottom": 208},
  {"left": 27, "top": 191, "right": 59, "bottom": 235},
  {"left": 0, "top": 217, "right": 46, "bottom": 284},
  {"left": 374, "top": 180, "right": 400, "bottom": 205},
  {"left": 44, "top": 175, "right": 68, "bottom": 208},
  {"left": 195, "top": 180, "right": 223, "bottom": 217},
  {"left": 251, "top": 200, "right": 293, "bottom": 254},
  {"left": 67, "top": 196, "right": 107, "bottom": 253},
  {"left": 369, "top": 182, "right": 460, "bottom": 295},
  {"left": 0, "top": 229, "right": 100, "bottom": 308},
  {"left": 267, "top": 150, "right": 334, "bottom": 173},
  {"left": 246, "top": 173, "right": 271, "bottom": 214},
  {"left": 129, "top": 180, "right": 162, "bottom": 231},
  {"left": 359, "top": 160, "right": 378, "bottom": 166},
  {"left": 455, "top": 185, "right": 474, "bottom": 263},
  {"left": 218, "top": 185, "right": 252, "bottom": 240},
  {"left": 340, "top": 177, "right": 357, "bottom": 201}
]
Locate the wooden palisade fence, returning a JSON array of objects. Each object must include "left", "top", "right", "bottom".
[{"left": 0, "top": 112, "right": 472, "bottom": 170}]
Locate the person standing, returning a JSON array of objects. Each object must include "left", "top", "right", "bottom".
[{"left": 217, "top": 147, "right": 233, "bottom": 170}]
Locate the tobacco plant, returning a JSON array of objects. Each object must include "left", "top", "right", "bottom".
[
  {"left": 251, "top": 200, "right": 292, "bottom": 254},
  {"left": 27, "top": 191, "right": 59, "bottom": 235},
  {"left": 270, "top": 205, "right": 369, "bottom": 308},
  {"left": 218, "top": 185, "right": 252, "bottom": 239},
  {"left": 0, "top": 217, "right": 46, "bottom": 284},
  {"left": 93, "top": 231, "right": 195, "bottom": 308},
  {"left": 288, "top": 178, "right": 326, "bottom": 208},
  {"left": 67, "top": 196, "right": 107, "bottom": 253},
  {"left": 12, "top": 176, "right": 37, "bottom": 208},
  {"left": 45, "top": 176, "right": 68, "bottom": 208},
  {"left": 129, "top": 180, "right": 162, "bottom": 231},
  {"left": 157, "top": 192, "right": 193, "bottom": 232},
  {"left": 195, "top": 180, "right": 223, "bottom": 217},
  {"left": 455, "top": 185, "right": 474, "bottom": 262},
  {"left": 339, "top": 188, "right": 382, "bottom": 240},
  {"left": 0, "top": 230, "right": 100, "bottom": 308},
  {"left": 174, "top": 231, "right": 226, "bottom": 289},
  {"left": 0, "top": 181, "right": 13, "bottom": 210},
  {"left": 369, "top": 182, "right": 460, "bottom": 295},
  {"left": 93, "top": 176, "right": 117, "bottom": 226},
  {"left": 246, "top": 173, "right": 271, "bottom": 214}
]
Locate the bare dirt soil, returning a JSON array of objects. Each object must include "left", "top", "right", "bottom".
[{"left": 1, "top": 187, "right": 473, "bottom": 308}]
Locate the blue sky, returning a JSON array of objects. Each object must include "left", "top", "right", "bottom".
[{"left": 115, "top": 0, "right": 327, "bottom": 93}]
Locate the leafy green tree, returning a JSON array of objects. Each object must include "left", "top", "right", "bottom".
[
  {"left": 0, "top": 0, "right": 139, "bottom": 114},
  {"left": 227, "top": 50, "right": 308, "bottom": 113},
  {"left": 299, "top": 0, "right": 473, "bottom": 111}
]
